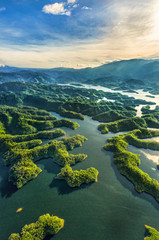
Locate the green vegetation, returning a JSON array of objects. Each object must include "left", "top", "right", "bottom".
[
  {"left": 9, "top": 160, "right": 42, "bottom": 189},
  {"left": 0, "top": 106, "right": 92, "bottom": 188},
  {"left": 103, "top": 128, "right": 159, "bottom": 202},
  {"left": 144, "top": 225, "right": 159, "bottom": 240},
  {"left": 0, "top": 81, "right": 155, "bottom": 122},
  {"left": 2, "top": 134, "right": 88, "bottom": 188},
  {"left": 0, "top": 106, "right": 80, "bottom": 135},
  {"left": 0, "top": 103, "right": 97, "bottom": 189},
  {"left": 58, "top": 106, "right": 84, "bottom": 120},
  {"left": 53, "top": 119, "right": 80, "bottom": 130},
  {"left": 92, "top": 109, "right": 136, "bottom": 122},
  {"left": 142, "top": 105, "right": 159, "bottom": 122},
  {"left": 98, "top": 116, "right": 159, "bottom": 134},
  {"left": 11, "top": 129, "right": 66, "bottom": 143},
  {"left": 61, "top": 134, "right": 87, "bottom": 150},
  {"left": 8, "top": 213, "right": 64, "bottom": 240},
  {"left": 56, "top": 164, "right": 99, "bottom": 187}
]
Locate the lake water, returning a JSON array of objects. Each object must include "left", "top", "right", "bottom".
[{"left": 1, "top": 112, "right": 159, "bottom": 240}]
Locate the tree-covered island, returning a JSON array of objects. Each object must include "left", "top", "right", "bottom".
[
  {"left": 56, "top": 164, "right": 99, "bottom": 187},
  {"left": 103, "top": 127, "right": 159, "bottom": 202},
  {"left": 8, "top": 213, "right": 64, "bottom": 240}
]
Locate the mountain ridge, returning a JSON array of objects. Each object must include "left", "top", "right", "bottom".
[{"left": 0, "top": 59, "right": 159, "bottom": 94}]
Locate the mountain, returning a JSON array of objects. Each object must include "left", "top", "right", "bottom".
[
  {"left": 40, "top": 59, "right": 159, "bottom": 83},
  {"left": 0, "top": 59, "right": 159, "bottom": 93},
  {"left": 0, "top": 65, "right": 21, "bottom": 73},
  {"left": 0, "top": 70, "right": 56, "bottom": 84}
]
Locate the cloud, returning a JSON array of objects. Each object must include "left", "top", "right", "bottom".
[
  {"left": 67, "top": 0, "right": 76, "bottom": 4},
  {"left": 1, "top": 0, "right": 159, "bottom": 69},
  {"left": 82, "top": 6, "right": 92, "bottom": 10},
  {"left": 73, "top": 4, "right": 78, "bottom": 8},
  {"left": 42, "top": 3, "right": 71, "bottom": 16},
  {"left": 0, "top": 7, "right": 6, "bottom": 12}
]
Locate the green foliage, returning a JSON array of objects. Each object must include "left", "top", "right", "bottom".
[
  {"left": 1, "top": 132, "right": 88, "bottom": 187},
  {"left": 92, "top": 109, "right": 136, "bottom": 123},
  {"left": 0, "top": 106, "right": 89, "bottom": 188},
  {"left": 13, "top": 139, "right": 42, "bottom": 150},
  {"left": 56, "top": 164, "right": 99, "bottom": 187},
  {"left": 26, "top": 119, "right": 54, "bottom": 131},
  {"left": 98, "top": 117, "right": 148, "bottom": 134},
  {"left": 58, "top": 106, "right": 84, "bottom": 120},
  {"left": 8, "top": 213, "right": 64, "bottom": 240},
  {"left": 144, "top": 225, "right": 159, "bottom": 240},
  {"left": 0, "top": 81, "right": 154, "bottom": 122},
  {"left": 0, "top": 121, "right": 6, "bottom": 134},
  {"left": 53, "top": 148, "right": 87, "bottom": 166},
  {"left": 61, "top": 134, "right": 88, "bottom": 150},
  {"left": 11, "top": 129, "right": 65, "bottom": 142},
  {"left": 103, "top": 128, "right": 159, "bottom": 202},
  {"left": 9, "top": 160, "right": 42, "bottom": 189},
  {"left": 53, "top": 119, "right": 80, "bottom": 130},
  {"left": 0, "top": 106, "right": 79, "bottom": 135}
]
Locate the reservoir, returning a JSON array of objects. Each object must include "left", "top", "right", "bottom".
[{"left": 1, "top": 111, "right": 159, "bottom": 239}]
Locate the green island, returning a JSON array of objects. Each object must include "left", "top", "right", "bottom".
[
  {"left": 0, "top": 105, "right": 99, "bottom": 189},
  {"left": 56, "top": 164, "right": 99, "bottom": 187},
  {"left": 8, "top": 213, "right": 64, "bottom": 240},
  {"left": 144, "top": 225, "right": 159, "bottom": 240},
  {"left": 103, "top": 127, "right": 159, "bottom": 202},
  {"left": 142, "top": 105, "right": 159, "bottom": 121},
  {"left": 98, "top": 116, "right": 159, "bottom": 134}
]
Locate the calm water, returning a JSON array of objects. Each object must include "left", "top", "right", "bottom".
[{"left": 1, "top": 114, "right": 159, "bottom": 240}]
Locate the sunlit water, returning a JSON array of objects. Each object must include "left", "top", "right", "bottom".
[
  {"left": 1, "top": 112, "right": 159, "bottom": 240},
  {"left": 135, "top": 136, "right": 159, "bottom": 164},
  {"left": 127, "top": 145, "right": 159, "bottom": 182}
]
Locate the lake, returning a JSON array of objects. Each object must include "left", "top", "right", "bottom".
[{"left": 1, "top": 111, "right": 159, "bottom": 239}]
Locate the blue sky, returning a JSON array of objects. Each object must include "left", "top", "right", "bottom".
[{"left": 0, "top": 0, "right": 158, "bottom": 68}]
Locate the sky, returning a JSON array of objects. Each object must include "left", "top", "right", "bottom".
[{"left": 0, "top": 0, "right": 159, "bottom": 68}]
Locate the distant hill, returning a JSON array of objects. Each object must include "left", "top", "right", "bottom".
[
  {"left": 0, "top": 70, "right": 56, "bottom": 84},
  {"left": 0, "top": 59, "right": 159, "bottom": 93}
]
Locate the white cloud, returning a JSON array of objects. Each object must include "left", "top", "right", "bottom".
[
  {"left": 42, "top": 3, "right": 71, "bottom": 16},
  {"left": 67, "top": 0, "right": 76, "bottom": 4},
  {"left": 73, "top": 4, "right": 78, "bottom": 8},
  {"left": 82, "top": 6, "right": 92, "bottom": 10},
  {"left": 0, "top": 7, "right": 6, "bottom": 12}
]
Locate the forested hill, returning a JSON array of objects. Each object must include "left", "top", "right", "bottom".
[{"left": 1, "top": 59, "right": 159, "bottom": 93}]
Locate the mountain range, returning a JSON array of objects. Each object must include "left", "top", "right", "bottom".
[{"left": 0, "top": 59, "right": 159, "bottom": 93}]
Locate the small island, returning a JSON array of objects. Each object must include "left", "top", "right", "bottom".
[
  {"left": 8, "top": 213, "right": 64, "bottom": 240},
  {"left": 98, "top": 116, "right": 159, "bottom": 134},
  {"left": 56, "top": 164, "right": 99, "bottom": 187}
]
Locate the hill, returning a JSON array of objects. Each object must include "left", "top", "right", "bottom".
[{"left": 1, "top": 59, "right": 159, "bottom": 93}]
